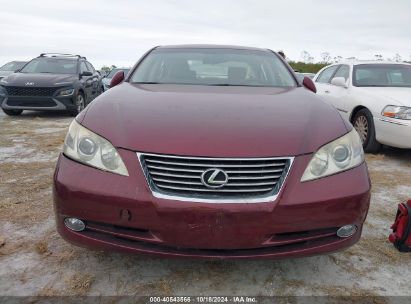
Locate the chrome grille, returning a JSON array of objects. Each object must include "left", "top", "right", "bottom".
[{"left": 138, "top": 153, "right": 293, "bottom": 202}]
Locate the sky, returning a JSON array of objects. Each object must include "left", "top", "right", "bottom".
[{"left": 0, "top": 0, "right": 410, "bottom": 69}]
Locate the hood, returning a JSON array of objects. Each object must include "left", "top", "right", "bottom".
[
  {"left": 357, "top": 87, "right": 411, "bottom": 107},
  {"left": 80, "top": 83, "right": 348, "bottom": 157},
  {"left": 1, "top": 73, "right": 77, "bottom": 87}
]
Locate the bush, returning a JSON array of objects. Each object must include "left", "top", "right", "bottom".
[{"left": 288, "top": 61, "right": 328, "bottom": 74}]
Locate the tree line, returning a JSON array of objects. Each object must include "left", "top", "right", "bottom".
[{"left": 288, "top": 50, "right": 411, "bottom": 73}]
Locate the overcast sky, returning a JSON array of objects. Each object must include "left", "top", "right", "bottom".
[{"left": 0, "top": 0, "right": 410, "bottom": 68}]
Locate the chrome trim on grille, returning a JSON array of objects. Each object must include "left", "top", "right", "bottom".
[
  {"left": 145, "top": 159, "right": 287, "bottom": 167},
  {"left": 137, "top": 152, "right": 294, "bottom": 203}
]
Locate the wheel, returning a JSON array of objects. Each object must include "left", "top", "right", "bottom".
[
  {"left": 69, "top": 92, "right": 85, "bottom": 116},
  {"left": 352, "top": 108, "right": 381, "bottom": 153},
  {"left": 2, "top": 108, "right": 23, "bottom": 116}
]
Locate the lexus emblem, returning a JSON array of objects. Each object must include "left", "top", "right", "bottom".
[
  {"left": 201, "top": 168, "right": 228, "bottom": 189},
  {"left": 25, "top": 82, "right": 35, "bottom": 86}
]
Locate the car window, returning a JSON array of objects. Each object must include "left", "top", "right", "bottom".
[
  {"left": 388, "top": 71, "right": 404, "bottom": 85},
  {"left": 86, "top": 62, "right": 96, "bottom": 73},
  {"left": 130, "top": 48, "right": 297, "bottom": 87},
  {"left": 353, "top": 64, "right": 411, "bottom": 87},
  {"left": 333, "top": 65, "right": 350, "bottom": 81},
  {"left": 316, "top": 65, "right": 339, "bottom": 83},
  {"left": 80, "top": 62, "right": 89, "bottom": 74},
  {"left": 0, "top": 61, "right": 26, "bottom": 71},
  {"left": 20, "top": 58, "right": 77, "bottom": 74}
]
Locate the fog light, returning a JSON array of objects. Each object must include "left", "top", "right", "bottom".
[
  {"left": 337, "top": 225, "right": 357, "bottom": 238},
  {"left": 64, "top": 218, "right": 85, "bottom": 232}
]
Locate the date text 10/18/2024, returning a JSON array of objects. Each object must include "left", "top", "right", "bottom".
[{"left": 149, "top": 296, "right": 258, "bottom": 303}]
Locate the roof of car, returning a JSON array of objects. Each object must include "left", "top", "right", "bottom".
[
  {"left": 157, "top": 44, "right": 272, "bottom": 52},
  {"left": 38, "top": 53, "right": 86, "bottom": 60},
  {"left": 338, "top": 60, "right": 411, "bottom": 66}
]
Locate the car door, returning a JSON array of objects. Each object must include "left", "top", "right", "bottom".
[
  {"left": 326, "top": 64, "right": 351, "bottom": 120},
  {"left": 86, "top": 61, "right": 100, "bottom": 98},
  {"left": 314, "top": 65, "right": 339, "bottom": 97},
  {"left": 79, "top": 61, "right": 93, "bottom": 100}
]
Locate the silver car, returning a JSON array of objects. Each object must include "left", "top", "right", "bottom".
[{"left": 102, "top": 68, "right": 130, "bottom": 91}]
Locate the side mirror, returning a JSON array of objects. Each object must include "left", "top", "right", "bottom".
[
  {"left": 110, "top": 71, "right": 125, "bottom": 88},
  {"left": 80, "top": 71, "right": 93, "bottom": 77},
  {"left": 302, "top": 76, "right": 317, "bottom": 93},
  {"left": 331, "top": 77, "right": 348, "bottom": 88}
]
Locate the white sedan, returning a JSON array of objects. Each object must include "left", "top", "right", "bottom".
[{"left": 313, "top": 61, "right": 411, "bottom": 152}]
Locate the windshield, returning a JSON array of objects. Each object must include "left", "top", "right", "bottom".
[
  {"left": 0, "top": 61, "right": 26, "bottom": 71},
  {"left": 20, "top": 58, "right": 77, "bottom": 74},
  {"left": 130, "top": 48, "right": 296, "bottom": 87},
  {"left": 108, "top": 69, "right": 130, "bottom": 78},
  {"left": 353, "top": 64, "right": 411, "bottom": 87}
]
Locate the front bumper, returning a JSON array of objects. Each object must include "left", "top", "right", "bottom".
[
  {"left": 53, "top": 150, "right": 371, "bottom": 259},
  {"left": 1, "top": 95, "right": 75, "bottom": 111},
  {"left": 375, "top": 117, "right": 411, "bottom": 149}
]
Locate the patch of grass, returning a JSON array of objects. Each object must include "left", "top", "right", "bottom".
[
  {"left": 0, "top": 161, "right": 54, "bottom": 224},
  {"left": 346, "top": 236, "right": 411, "bottom": 266},
  {"left": 34, "top": 240, "right": 49, "bottom": 255},
  {"left": 37, "top": 286, "right": 60, "bottom": 296},
  {"left": 0, "top": 240, "right": 30, "bottom": 256},
  {"left": 366, "top": 154, "right": 385, "bottom": 161},
  {"left": 134, "top": 279, "right": 173, "bottom": 296},
  {"left": 66, "top": 273, "right": 94, "bottom": 295},
  {"left": 318, "top": 287, "right": 385, "bottom": 302},
  {"left": 368, "top": 168, "right": 411, "bottom": 189}
]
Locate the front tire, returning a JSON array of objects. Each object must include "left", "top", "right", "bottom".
[
  {"left": 353, "top": 108, "right": 381, "bottom": 153},
  {"left": 2, "top": 108, "right": 23, "bottom": 116},
  {"left": 69, "top": 92, "right": 85, "bottom": 117}
]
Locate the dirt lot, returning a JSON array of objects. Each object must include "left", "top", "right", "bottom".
[{"left": 0, "top": 110, "right": 410, "bottom": 297}]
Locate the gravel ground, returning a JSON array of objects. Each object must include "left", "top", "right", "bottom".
[{"left": 0, "top": 110, "right": 410, "bottom": 298}]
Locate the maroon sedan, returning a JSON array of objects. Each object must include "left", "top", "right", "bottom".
[{"left": 53, "top": 45, "right": 370, "bottom": 259}]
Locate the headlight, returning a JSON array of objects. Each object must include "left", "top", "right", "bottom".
[
  {"left": 57, "top": 88, "right": 74, "bottom": 97},
  {"left": 382, "top": 105, "right": 411, "bottom": 120},
  {"left": 63, "top": 120, "right": 129, "bottom": 176},
  {"left": 301, "top": 129, "right": 364, "bottom": 182}
]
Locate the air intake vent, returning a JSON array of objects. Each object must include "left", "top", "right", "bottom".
[{"left": 5, "top": 86, "right": 57, "bottom": 97}]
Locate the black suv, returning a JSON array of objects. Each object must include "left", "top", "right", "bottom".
[{"left": 0, "top": 53, "right": 103, "bottom": 116}]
